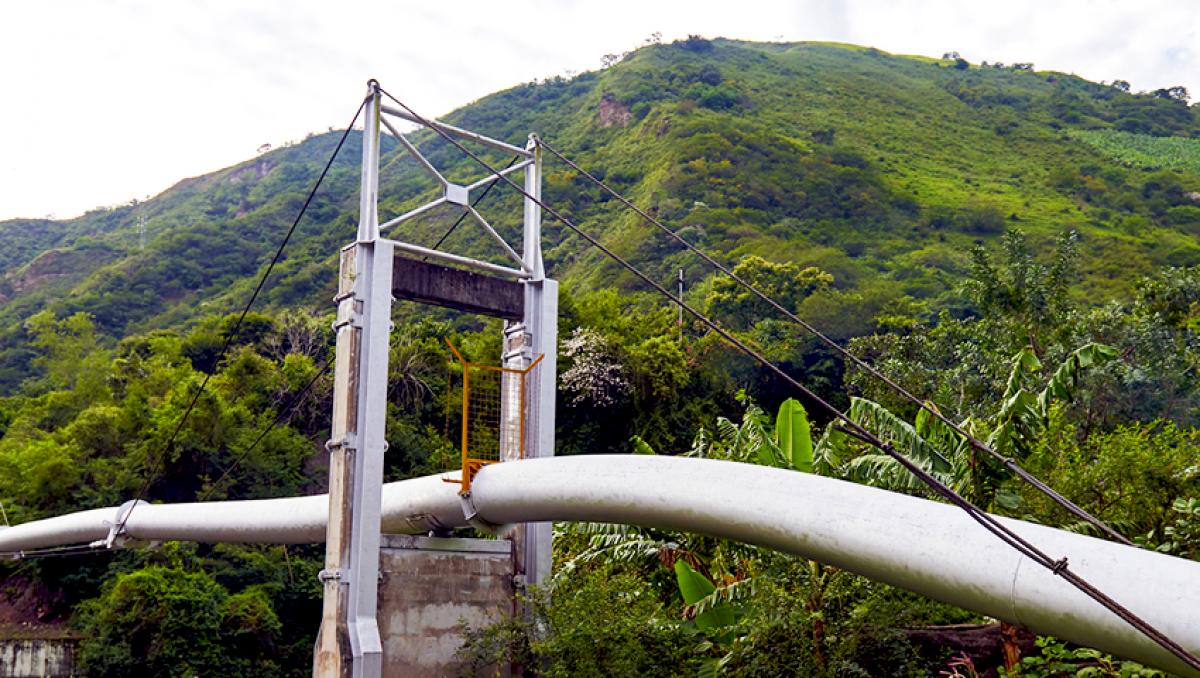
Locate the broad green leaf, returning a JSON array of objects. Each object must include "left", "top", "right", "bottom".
[
  {"left": 844, "top": 453, "right": 948, "bottom": 493},
  {"left": 914, "top": 404, "right": 934, "bottom": 438},
  {"left": 674, "top": 560, "right": 734, "bottom": 630},
  {"left": 847, "top": 397, "right": 951, "bottom": 472},
  {"left": 1038, "top": 342, "right": 1117, "bottom": 411},
  {"left": 1003, "top": 348, "right": 1042, "bottom": 400},
  {"left": 675, "top": 559, "right": 716, "bottom": 605},
  {"left": 914, "top": 401, "right": 960, "bottom": 453},
  {"left": 698, "top": 657, "right": 727, "bottom": 678},
  {"left": 631, "top": 435, "right": 657, "bottom": 455},
  {"left": 994, "top": 487, "right": 1023, "bottom": 510},
  {"left": 774, "top": 398, "right": 813, "bottom": 472},
  {"left": 812, "top": 425, "right": 846, "bottom": 474}
]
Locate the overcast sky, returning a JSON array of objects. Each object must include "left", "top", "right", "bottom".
[{"left": 1, "top": 0, "right": 1197, "bottom": 221}]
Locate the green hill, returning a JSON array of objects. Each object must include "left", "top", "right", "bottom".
[
  {"left": 3, "top": 39, "right": 1200, "bottom": 676},
  {"left": 0, "top": 38, "right": 1197, "bottom": 384}
]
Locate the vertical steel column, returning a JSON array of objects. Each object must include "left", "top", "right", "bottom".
[
  {"left": 520, "top": 135, "right": 557, "bottom": 586},
  {"left": 522, "top": 136, "right": 545, "bottom": 281},
  {"left": 314, "top": 82, "right": 391, "bottom": 678}
]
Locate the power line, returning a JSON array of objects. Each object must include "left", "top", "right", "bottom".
[
  {"left": 538, "top": 138, "right": 1130, "bottom": 546},
  {"left": 116, "top": 98, "right": 368, "bottom": 534},
  {"left": 376, "top": 85, "right": 1200, "bottom": 671}
]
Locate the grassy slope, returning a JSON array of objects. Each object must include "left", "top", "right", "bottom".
[{"left": 0, "top": 39, "right": 1197, "bottom": 385}]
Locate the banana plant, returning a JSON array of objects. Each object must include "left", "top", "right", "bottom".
[
  {"left": 684, "top": 394, "right": 813, "bottom": 473},
  {"left": 816, "top": 342, "right": 1117, "bottom": 509},
  {"left": 813, "top": 397, "right": 959, "bottom": 495},
  {"left": 675, "top": 560, "right": 739, "bottom": 632},
  {"left": 988, "top": 342, "right": 1118, "bottom": 460},
  {"left": 673, "top": 396, "right": 834, "bottom": 675},
  {"left": 674, "top": 559, "right": 743, "bottom": 678},
  {"left": 770, "top": 397, "right": 814, "bottom": 472}
]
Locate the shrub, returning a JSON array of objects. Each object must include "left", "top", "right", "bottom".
[
  {"left": 76, "top": 566, "right": 229, "bottom": 677},
  {"left": 457, "top": 568, "right": 699, "bottom": 677}
]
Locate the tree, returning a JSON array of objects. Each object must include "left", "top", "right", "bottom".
[
  {"left": 25, "top": 310, "right": 108, "bottom": 398},
  {"left": 1110, "top": 80, "right": 1131, "bottom": 92},
  {"left": 560, "top": 327, "right": 630, "bottom": 407},
  {"left": 811, "top": 127, "right": 836, "bottom": 145},
  {"left": 681, "top": 35, "right": 714, "bottom": 52},
  {"left": 1152, "top": 86, "right": 1190, "bottom": 103},
  {"left": 77, "top": 567, "right": 229, "bottom": 676},
  {"left": 704, "top": 255, "right": 833, "bottom": 330},
  {"left": 76, "top": 566, "right": 285, "bottom": 677},
  {"left": 627, "top": 335, "right": 688, "bottom": 400},
  {"left": 964, "top": 229, "right": 1078, "bottom": 356}
]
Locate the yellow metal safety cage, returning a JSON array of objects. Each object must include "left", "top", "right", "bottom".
[{"left": 444, "top": 338, "right": 543, "bottom": 493}]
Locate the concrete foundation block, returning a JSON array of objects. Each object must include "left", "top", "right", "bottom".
[{"left": 378, "top": 535, "right": 515, "bottom": 677}]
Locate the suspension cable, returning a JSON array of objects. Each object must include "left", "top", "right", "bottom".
[
  {"left": 536, "top": 138, "right": 1131, "bottom": 546},
  {"left": 3, "top": 359, "right": 334, "bottom": 557},
  {"left": 1, "top": 543, "right": 107, "bottom": 561},
  {"left": 376, "top": 85, "right": 1200, "bottom": 671},
  {"left": 115, "top": 97, "right": 368, "bottom": 534},
  {"left": 197, "top": 356, "right": 333, "bottom": 502}
]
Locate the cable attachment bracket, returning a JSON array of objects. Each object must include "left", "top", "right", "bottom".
[
  {"left": 92, "top": 499, "right": 148, "bottom": 550},
  {"left": 318, "top": 568, "right": 349, "bottom": 583},
  {"left": 325, "top": 435, "right": 358, "bottom": 456}
]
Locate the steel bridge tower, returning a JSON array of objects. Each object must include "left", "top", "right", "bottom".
[{"left": 313, "top": 82, "right": 557, "bottom": 678}]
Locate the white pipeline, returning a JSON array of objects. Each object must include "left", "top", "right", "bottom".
[{"left": 0, "top": 455, "right": 1196, "bottom": 675}]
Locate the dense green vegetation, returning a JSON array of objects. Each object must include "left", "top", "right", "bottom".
[
  {"left": 1070, "top": 129, "right": 1200, "bottom": 174},
  {"left": 0, "top": 37, "right": 1199, "bottom": 675}
]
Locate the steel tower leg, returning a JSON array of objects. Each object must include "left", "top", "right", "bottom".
[{"left": 314, "top": 82, "right": 391, "bottom": 678}]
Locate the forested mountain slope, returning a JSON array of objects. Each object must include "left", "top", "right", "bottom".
[
  {"left": 0, "top": 39, "right": 1197, "bottom": 389},
  {"left": 3, "top": 38, "right": 1200, "bottom": 676}
]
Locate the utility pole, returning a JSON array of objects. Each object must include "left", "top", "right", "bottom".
[{"left": 314, "top": 81, "right": 392, "bottom": 678}]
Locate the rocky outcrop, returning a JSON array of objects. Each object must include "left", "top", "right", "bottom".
[{"left": 597, "top": 93, "right": 631, "bottom": 128}]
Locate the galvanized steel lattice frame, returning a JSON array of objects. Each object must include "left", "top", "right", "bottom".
[{"left": 314, "top": 81, "right": 558, "bottom": 678}]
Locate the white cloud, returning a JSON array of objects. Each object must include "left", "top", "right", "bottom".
[{"left": 0, "top": 0, "right": 1197, "bottom": 220}]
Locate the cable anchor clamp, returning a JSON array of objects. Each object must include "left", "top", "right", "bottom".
[
  {"left": 94, "top": 499, "right": 148, "bottom": 550},
  {"left": 325, "top": 436, "right": 357, "bottom": 455},
  {"left": 318, "top": 568, "right": 349, "bottom": 583}
]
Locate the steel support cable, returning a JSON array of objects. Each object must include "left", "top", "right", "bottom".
[
  {"left": 376, "top": 85, "right": 1200, "bottom": 672},
  {"left": 536, "top": 139, "right": 1131, "bottom": 548},
  {"left": 115, "top": 99, "right": 369, "bottom": 534},
  {"left": 197, "top": 357, "right": 334, "bottom": 502},
  {"left": 1, "top": 543, "right": 108, "bottom": 561}
]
